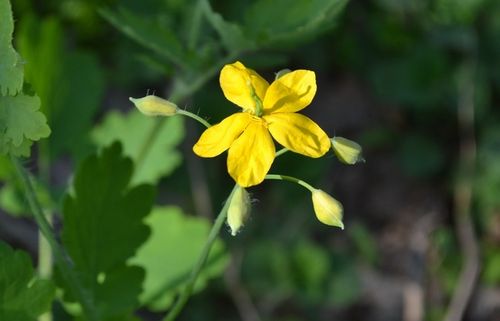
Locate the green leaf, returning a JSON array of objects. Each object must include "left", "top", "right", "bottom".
[
  {"left": 0, "top": 0, "right": 24, "bottom": 95},
  {"left": 100, "top": 7, "right": 188, "bottom": 69},
  {"left": 129, "top": 206, "right": 229, "bottom": 311},
  {"left": 201, "top": 0, "right": 255, "bottom": 52},
  {"left": 60, "top": 142, "right": 155, "bottom": 319},
  {"left": 17, "top": 16, "right": 104, "bottom": 158},
  {"left": 244, "top": 0, "right": 348, "bottom": 46},
  {"left": 0, "top": 94, "right": 51, "bottom": 156},
  {"left": 91, "top": 111, "right": 184, "bottom": 185},
  {"left": 0, "top": 241, "right": 55, "bottom": 321}
]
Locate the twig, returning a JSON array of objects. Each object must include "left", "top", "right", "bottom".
[
  {"left": 163, "top": 184, "right": 238, "bottom": 321},
  {"left": 224, "top": 251, "right": 263, "bottom": 321},
  {"left": 444, "top": 60, "right": 480, "bottom": 321}
]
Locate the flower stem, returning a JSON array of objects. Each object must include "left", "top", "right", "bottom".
[
  {"left": 265, "top": 174, "right": 315, "bottom": 192},
  {"left": 10, "top": 156, "right": 97, "bottom": 321},
  {"left": 177, "top": 109, "right": 211, "bottom": 128},
  {"left": 163, "top": 184, "right": 239, "bottom": 321},
  {"left": 275, "top": 147, "right": 289, "bottom": 157}
]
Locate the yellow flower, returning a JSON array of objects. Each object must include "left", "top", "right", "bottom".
[
  {"left": 193, "top": 61, "right": 331, "bottom": 187},
  {"left": 311, "top": 189, "right": 344, "bottom": 229}
]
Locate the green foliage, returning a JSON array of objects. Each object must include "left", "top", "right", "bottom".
[
  {"left": 243, "top": 239, "right": 360, "bottom": 306},
  {"left": 17, "top": 16, "right": 104, "bottom": 157},
  {"left": 0, "top": 241, "right": 55, "bottom": 321},
  {"left": 244, "top": 0, "right": 349, "bottom": 46},
  {"left": 100, "top": 7, "right": 189, "bottom": 69},
  {"left": 0, "top": 0, "right": 23, "bottom": 95},
  {"left": 201, "top": 0, "right": 254, "bottom": 53},
  {"left": 60, "top": 142, "right": 155, "bottom": 320},
  {"left": 129, "top": 206, "right": 229, "bottom": 311},
  {"left": 0, "top": 0, "right": 50, "bottom": 157},
  {"left": 91, "top": 111, "right": 184, "bottom": 185},
  {"left": 0, "top": 94, "right": 51, "bottom": 156}
]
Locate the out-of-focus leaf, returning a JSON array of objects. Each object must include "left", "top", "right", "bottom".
[
  {"left": 327, "top": 254, "right": 360, "bottom": 307},
  {"left": 0, "top": 0, "right": 24, "bottom": 95},
  {"left": 244, "top": 0, "right": 348, "bottom": 46},
  {"left": 91, "top": 111, "right": 184, "bottom": 185},
  {"left": 201, "top": 0, "right": 254, "bottom": 52},
  {"left": 290, "top": 240, "right": 330, "bottom": 302},
  {"left": 129, "top": 206, "right": 229, "bottom": 311},
  {"left": 17, "top": 16, "right": 104, "bottom": 158},
  {"left": 0, "top": 94, "right": 51, "bottom": 157},
  {"left": 0, "top": 241, "right": 55, "bottom": 321},
  {"left": 100, "top": 7, "right": 189, "bottom": 69},
  {"left": 60, "top": 142, "right": 155, "bottom": 319},
  {"left": 348, "top": 222, "right": 378, "bottom": 265},
  {"left": 433, "top": 0, "right": 487, "bottom": 25}
]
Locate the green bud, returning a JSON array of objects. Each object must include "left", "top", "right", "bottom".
[
  {"left": 331, "top": 136, "right": 364, "bottom": 165},
  {"left": 227, "top": 185, "right": 251, "bottom": 236},
  {"left": 129, "top": 95, "right": 178, "bottom": 116},
  {"left": 275, "top": 68, "right": 291, "bottom": 80},
  {"left": 311, "top": 189, "right": 344, "bottom": 229}
]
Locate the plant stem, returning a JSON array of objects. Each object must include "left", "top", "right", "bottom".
[
  {"left": 163, "top": 184, "right": 238, "bottom": 321},
  {"left": 265, "top": 174, "right": 315, "bottom": 192},
  {"left": 177, "top": 109, "right": 211, "bottom": 128},
  {"left": 10, "top": 156, "right": 97, "bottom": 321}
]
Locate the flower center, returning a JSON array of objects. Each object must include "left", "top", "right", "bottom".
[{"left": 247, "top": 81, "right": 263, "bottom": 117}]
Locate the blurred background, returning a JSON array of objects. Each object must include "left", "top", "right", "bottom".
[{"left": 1, "top": 0, "right": 500, "bottom": 320}]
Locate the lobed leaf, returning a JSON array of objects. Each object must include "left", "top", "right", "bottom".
[
  {"left": 0, "top": 0, "right": 24, "bottom": 95},
  {"left": 129, "top": 206, "right": 229, "bottom": 311},
  {"left": 91, "top": 110, "right": 184, "bottom": 185},
  {"left": 60, "top": 142, "right": 155, "bottom": 320},
  {"left": 0, "top": 241, "right": 55, "bottom": 321},
  {"left": 0, "top": 94, "right": 51, "bottom": 157}
]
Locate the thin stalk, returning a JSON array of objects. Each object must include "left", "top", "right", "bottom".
[
  {"left": 10, "top": 156, "right": 97, "bottom": 321},
  {"left": 177, "top": 109, "right": 211, "bottom": 128},
  {"left": 265, "top": 174, "right": 315, "bottom": 192},
  {"left": 163, "top": 184, "right": 239, "bottom": 321}
]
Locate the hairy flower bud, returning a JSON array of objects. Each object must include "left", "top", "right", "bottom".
[
  {"left": 331, "top": 137, "right": 364, "bottom": 165},
  {"left": 227, "top": 186, "right": 251, "bottom": 236},
  {"left": 129, "top": 95, "right": 178, "bottom": 116},
  {"left": 311, "top": 189, "right": 344, "bottom": 229}
]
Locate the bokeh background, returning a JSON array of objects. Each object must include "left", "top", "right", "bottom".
[{"left": 1, "top": 0, "right": 500, "bottom": 320}]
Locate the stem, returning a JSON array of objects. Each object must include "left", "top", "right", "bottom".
[
  {"left": 10, "top": 156, "right": 97, "bottom": 321},
  {"left": 275, "top": 147, "right": 289, "bottom": 157},
  {"left": 444, "top": 60, "right": 480, "bottom": 321},
  {"left": 163, "top": 184, "right": 238, "bottom": 321},
  {"left": 177, "top": 109, "right": 211, "bottom": 128},
  {"left": 188, "top": 0, "right": 204, "bottom": 50},
  {"left": 265, "top": 174, "right": 315, "bottom": 192}
]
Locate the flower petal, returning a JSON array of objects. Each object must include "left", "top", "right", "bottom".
[
  {"left": 263, "top": 70, "right": 316, "bottom": 113},
  {"left": 264, "top": 113, "right": 330, "bottom": 158},
  {"left": 227, "top": 120, "right": 275, "bottom": 187},
  {"left": 220, "top": 61, "right": 269, "bottom": 113},
  {"left": 193, "top": 112, "right": 252, "bottom": 157}
]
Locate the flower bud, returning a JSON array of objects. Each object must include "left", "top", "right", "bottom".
[
  {"left": 129, "top": 95, "right": 178, "bottom": 116},
  {"left": 275, "top": 68, "right": 291, "bottom": 80},
  {"left": 227, "top": 185, "right": 251, "bottom": 236},
  {"left": 311, "top": 189, "right": 344, "bottom": 229},
  {"left": 331, "top": 136, "right": 364, "bottom": 165}
]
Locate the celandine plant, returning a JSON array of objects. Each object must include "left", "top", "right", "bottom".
[{"left": 131, "top": 61, "right": 363, "bottom": 319}]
